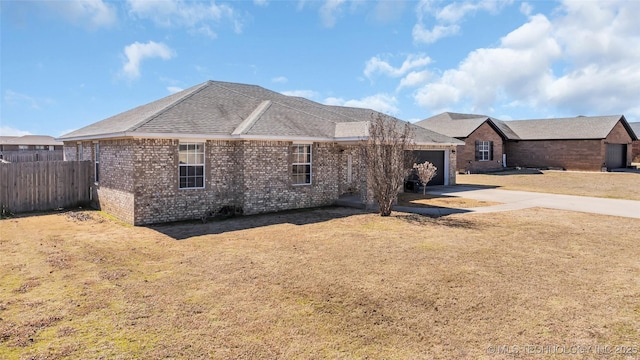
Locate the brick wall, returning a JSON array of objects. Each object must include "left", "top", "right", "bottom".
[
  {"left": 95, "top": 139, "right": 136, "bottom": 224},
  {"left": 633, "top": 141, "right": 640, "bottom": 163},
  {"left": 66, "top": 138, "right": 457, "bottom": 225},
  {"left": 505, "top": 120, "right": 634, "bottom": 171},
  {"left": 457, "top": 122, "right": 504, "bottom": 173},
  {"left": 506, "top": 139, "right": 603, "bottom": 171},
  {"left": 123, "top": 139, "right": 366, "bottom": 225}
]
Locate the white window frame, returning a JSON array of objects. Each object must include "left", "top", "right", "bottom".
[
  {"left": 291, "top": 144, "right": 312, "bottom": 186},
  {"left": 478, "top": 141, "right": 491, "bottom": 161},
  {"left": 179, "top": 142, "right": 205, "bottom": 189}
]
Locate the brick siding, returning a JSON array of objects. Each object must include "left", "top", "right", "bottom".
[
  {"left": 633, "top": 141, "right": 640, "bottom": 163},
  {"left": 457, "top": 122, "right": 504, "bottom": 173},
  {"left": 64, "top": 139, "right": 456, "bottom": 225},
  {"left": 505, "top": 120, "right": 634, "bottom": 171}
]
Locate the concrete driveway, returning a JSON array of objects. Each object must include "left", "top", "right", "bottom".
[{"left": 395, "top": 186, "right": 640, "bottom": 219}]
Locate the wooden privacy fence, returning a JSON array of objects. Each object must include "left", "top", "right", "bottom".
[{"left": 0, "top": 161, "right": 92, "bottom": 214}]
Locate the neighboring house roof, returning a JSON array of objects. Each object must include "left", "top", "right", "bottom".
[
  {"left": 416, "top": 112, "right": 637, "bottom": 141},
  {"left": 629, "top": 122, "right": 640, "bottom": 139},
  {"left": 414, "top": 112, "right": 518, "bottom": 140},
  {"left": 59, "top": 80, "right": 462, "bottom": 146},
  {"left": 505, "top": 115, "right": 636, "bottom": 140},
  {"left": 0, "top": 135, "right": 63, "bottom": 146}
]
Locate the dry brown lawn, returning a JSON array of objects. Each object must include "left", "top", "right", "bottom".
[
  {"left": 397, "top": 193, "right": 501, "bottom": 209},
  {"left": 458, "top": 170, "right": 640, "bottom": 200},
  {"left": 1, "top": 207, "right": 639, "bottom": 359}
]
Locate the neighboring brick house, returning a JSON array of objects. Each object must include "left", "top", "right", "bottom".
[
  {"left": 417, "top": 113, "right": 637, "bottom": 172},
  {"left": 0, "top": 135, "right": 64, "bottom": 162},
  {"left": 414, "top": 112, "right": 517, "bottom": 173},
  {"left": 630, "top": 122, "right": 640, "bottom": 163},
  {"left": 504, "top": 116, "right": 636, "bottom": 171},
  {"left": 58, "top": 80, "right": 462, "bottom": 225}
]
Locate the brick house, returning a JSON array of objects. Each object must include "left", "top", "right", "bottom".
[
  {"left": 58, "top": 80, "right": 462, "bottom": 225},
  {"left": 630, "top": 122, "right": 640, "bottom": 163},
  {"left": 504, "top": 116, "right": 636, "bottom": 171},
  {"left": 417, "top": 113, "right": 637, "bottom": 172},
  {"left": 414, "top": 112, "right": 517, "bottom": 173},
  {"left": 0, "top": 135, "right": 64, "bottom": 162}
]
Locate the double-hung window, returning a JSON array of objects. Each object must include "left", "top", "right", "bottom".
[
  {"left": 291, "top": 144, "right": 312, "bottom": 185},
  {"left": 179, "top": 143, "right": 205, "bottom": 189},
  {"left": 475, "top": 141, "right": 493, "bottom": 161}
]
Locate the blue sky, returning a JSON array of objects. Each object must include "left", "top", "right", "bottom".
[{"left": 2, "top": 0, "right": 639, "bottom": 137}]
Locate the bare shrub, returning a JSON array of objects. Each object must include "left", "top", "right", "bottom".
[{"left": 361, "top": 114, "right": 414, "bottom": 216}]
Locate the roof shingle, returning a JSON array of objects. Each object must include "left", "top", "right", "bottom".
[{"left": 59, "top": 80, "right": 462, "bottom": 145}]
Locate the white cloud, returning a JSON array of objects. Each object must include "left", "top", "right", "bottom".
[
  {"left": 519, "top": 2, "right": 533, "bottom": 16},
  {"left": 47, "top": 0, "right": 117, "bottom": 29},
  {"left": 122, "top": 41, "right": 175, "bottom": 79},
  {"left": 325, "top": 94, "right": 399, "bottom": 115},
  {"left": 435, "top": 0, "right": 510, "bottom": 23},
  {"left": 4, "top": 90, "right": 54, "bottom": 110},
  {"left": 412, "top": 1, "right": 640, "bottom": 118},
  {"left": 364, "top": 54, "right": 432, "bottom": 79},
  {"left": 254, "top": 0, "right": 268, "bottom": 7},
  {"left": 127, "top": 0, "right": 244, "bottom": 35},
  {"left": 319, "top": 0, "right": 346, "bottom": 28},
  {"left": 412, "top": 23, "right": 460, "bottom": 44},
  {"left": 397, "top": 70, "right": 432, "bottom": 90},
  {"left": 280, "top": 90, "right": 319, "bottom": 99},
  {"left": 0, "top": 126, "right": 32, "bottom": 137},
  {"left": 271, "top": 76, "right": 288, "bottom": 83},
  {"left": 413, "top": 0, "right": 512, "bottom": 44},
  {"left": 167, "top": 86, "right": 184, "bottom": 94}
]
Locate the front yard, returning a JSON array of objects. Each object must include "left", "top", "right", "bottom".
[
  {"left": 458, "top": 170, "right": 640, "bottom": 200},
  {"left": 1, "top": 206, "right": 639, "bottom": 359}
]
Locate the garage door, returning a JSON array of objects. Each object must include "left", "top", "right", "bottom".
[
  {"left": 410, "top": 150, "right": 445, "bottom": 186},
  {"left": 606, "top": 144, "right": 626, "bottom": 170}
]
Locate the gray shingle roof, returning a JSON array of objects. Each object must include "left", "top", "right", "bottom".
[
  {"left": 414, "top": 112, "right": 518, "bottom": 140},
  {"left": 0, "top": 135, "right": 63, "bottom": 146},
  {"left": 505, "top": 115, "right": 629, "bottom": 140},
  {"left": 58, "top": 80, "right": 461, "bottom": 145},
  {"left": 629, "top": 122, "right": 640, "bottom": 139},
  {"left": 415, "top": 114, "right": 489, "bottom": 138},
  {"left": 416, "top": 112, "right": 635, "bottom": 141}
]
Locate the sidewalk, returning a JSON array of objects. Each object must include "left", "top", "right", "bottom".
[{"left": 403, "top": 186, "right": 640, "bottom": 219}]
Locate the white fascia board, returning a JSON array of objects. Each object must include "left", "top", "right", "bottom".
[{"left": 58, "top": 132, "right": 463, "bottom": 146}]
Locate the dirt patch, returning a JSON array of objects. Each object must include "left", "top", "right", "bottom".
[
  {"left": 1, "top": 208, "right": 639, "bottom": 358},
  {"left": 397, "top": 192, "right": 502, "bottom": 208}
]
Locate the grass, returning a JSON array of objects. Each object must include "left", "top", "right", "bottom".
[
  {"left": 1, "top": 207, "right": 639, "bottom": 359},
  {"left": 397, "top": 192, "right": 501, "bottom": 209},
  {"left": 458, "top": 169, "right": 640, "bottom": 200}
]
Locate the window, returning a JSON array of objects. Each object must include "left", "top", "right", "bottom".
[
  {"left": 19, "top": 145, "right": 29, "bottom": 151},
  {"left": 475, "top": 141, "right": 493, "bottom": 161},
  {"left": 49, "top": 146, "right": 54, "bottom": 151},
  {"left": 291, "top": 144, "right": 312, "bottom": 185},
  {"left": 94, "top": 143, "right": 100, "bottom": 183},
  {"left": 179, "top": 143, "right": 205, "bottom": 189},
  {"left": 78, "top": 143, "right": 83, "bottom": 160},
  {"left": 35, "top": 145, "right": 46, "bottom": 150}
]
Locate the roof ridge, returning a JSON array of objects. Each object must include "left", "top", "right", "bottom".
[
  {"left": 212, "top": 81, "right": 357, "bottom": 125},
  {"left": 232, "top": 100, "right": 272, "bottom": 135},
  {"left": 128, "top": 81, "right": 212, "bottom": 132}
]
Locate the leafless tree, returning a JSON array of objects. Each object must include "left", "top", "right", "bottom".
[
  {"left": 361, "top": 113, "right": 414, "bottom": 216},
  {"left": 413, "top": 161, "right": 437, "bottom": 195}
]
